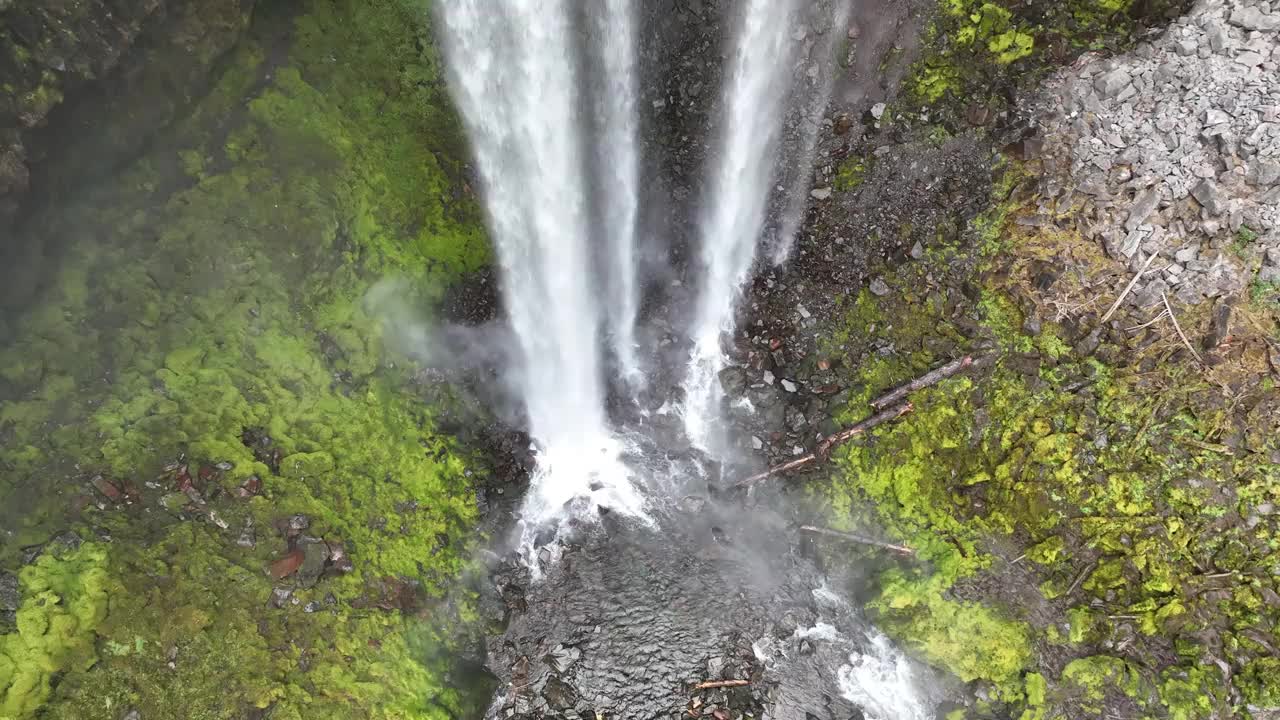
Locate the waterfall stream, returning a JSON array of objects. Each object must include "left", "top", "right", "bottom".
[
  {"left": 437, "top": 1, "right": 933, "bottom": 716},
  {"left": 436, "top": 0, "right": 648, "bottom": 541},
  {"left": 680, "top": 0, "right": 805, "bottom": 451}
]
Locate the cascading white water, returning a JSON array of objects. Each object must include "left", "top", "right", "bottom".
[
  {"left": 440, "top": 0, "right": 932, "bottom": 715},
  {"left": 589, "top": 0, "right": 644, "bottom": 385},
  {"left": 437, "top": 1, "right": 647, "bottom": 537},
  {"left": 681, "top": 0, "right": 804, "bottom": 450}
]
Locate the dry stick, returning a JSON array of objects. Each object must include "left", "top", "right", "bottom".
[
  {"left": 735, "top": 403, "right": 914, "bottom": 487},
  {"left": 869, "top": 356, "right": 974, "bottom": 411},
  {"left": 799, "top": 525, "right": 915, "bottom": 556},
  {"left": 693, "top": 679, "right": 750, "bottom": 690},
  {"left": 1100, "top": 252, "right": 1159, "bottom": 324},
  {"left": 1161, "top": 291, "right": 1204, "bottom": 365},
  {"left": 1125, "top": 309, "right": 1169, "bottom": 332}
]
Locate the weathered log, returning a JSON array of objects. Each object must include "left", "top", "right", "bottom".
[
  {"left": 693, "top": 679, "right": 751, "bottom": 690},
  {"left": 735, "top": 403, "right": 913, "bottom": 487},
  {"left": 798, "top": 526, "right": 914, "bottom": 555},
  {"left": 869, "top": 355, "right": 974, "bottom": 411}
]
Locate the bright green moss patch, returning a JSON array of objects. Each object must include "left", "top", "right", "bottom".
[
  {"left": 0, "top": 544, "right": 110, "bottom": 719},
  {"left": 873, "top": 569, "right": 1031, "bottom": 686}
]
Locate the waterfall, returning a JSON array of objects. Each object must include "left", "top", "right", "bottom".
[
  {"left": 681, "top": 0, "right": 804, "bottom": 450},
  {"left": 439, "top": 1, "right": 933, "bottom": 716},
  {"left": 436, "top": 1, "right": 647, "bottom": 537}
]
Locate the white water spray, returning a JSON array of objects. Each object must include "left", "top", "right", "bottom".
[
  {"left": 437, "top": 1, "right": 647, "bottom": 535},
  {"left": 682, "top": 0, "right": 804, "bottom": 449}
]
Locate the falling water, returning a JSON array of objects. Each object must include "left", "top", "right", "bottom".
[
  {"left": 682, "top": 0, "right": 804, "bottom": 450},
  {"left": 588, "top": 0, "right": 643, "bottom": 385},
  {"left": 440, "top": 0, "right": 932, "bottom": 715},
  {"left": 771, "top": 0, "right": 855, "bottom": 265},
  {"left": 436, "top": 1, "right": 647, "bottom": 536}
]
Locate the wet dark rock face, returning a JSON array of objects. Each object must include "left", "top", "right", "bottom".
[{"left": 483, "top": 508, "right": 882, "bottom": 720}]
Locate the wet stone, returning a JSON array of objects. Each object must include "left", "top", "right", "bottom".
[
  {"left": 269, "top": 588, "right": 293, "bottom": 609},
  {"left": 1, "top": 571, "right": 18, "bottom": 625},
  {"left": 718, "top": 367, "right": 748, "bottom": 395}
]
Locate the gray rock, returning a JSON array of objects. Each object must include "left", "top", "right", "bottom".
[
  {"left": 810, "top": 187, "right": 832, "bottom": 200},
  {"left": 1, "top": 571, "right": 18, "bottom": 625},
  {"left": 910, "top": 240, "right": 924, "bottom": 259},
  {"left": 1126, "top": 187, "right": 1161, "bottom": 230},
  {"left": 1251, "top": 160, "right": 1280, "bottom": 186},
  {"left": 1236, "top": 51, "right": 1265, "bottom": 66},
  {"left": 1175, "top": 246, "right": 1200, "bottom": 263},
  {"left": 547, "top": 644, "right": 581, "bottom": 673},
  {"left": 868, "top": 277, "right": 890, "bottom": 296},
  {"left": 780, "top": 379, "right": 798, "bottom": 393},
  {"left": 1191, "top": 178, "right": 1226, "bottom": 215},
  {"left": 1204, "top": 298, "right": 1232, "bottom": 351},
  {"left": 1206, "top": 22, "right": 1230, "bottom": 53},
  {"left": 297, "top": 540, "right": 331, "bottom": 587},
  {"left": 870, "top": 102, "right": 886, "bottom": 120},
  {"left": 1202, "top": 108, "right": 1231, "bottom": 127},
  {"left": 1176, "top": 39, "right": 1198, "bottom": 56},
  {"left": 1093, "top": 68, "right": 1132, "bottom": 98},
  {"left": 1230, "top": 6, "right": 1280, "bottom": 32},
  {"left": 718, "top": 367, "right": 748, "bottom": 395}
]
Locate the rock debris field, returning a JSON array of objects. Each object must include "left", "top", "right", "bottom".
[{"left": 1034, "top": 0, "right": 1280, "bottom": 307}]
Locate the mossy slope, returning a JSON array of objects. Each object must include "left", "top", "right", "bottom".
[
  {"left": 1, "top": 0, "right": 491, "bottom": 717},
  {"left": 809, "top": 156, "right": 1279, "bottom": 718}
]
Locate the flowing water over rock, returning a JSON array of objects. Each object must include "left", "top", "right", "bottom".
[{"left": 437, "top": 0, "right": 936, "bottom": 716}]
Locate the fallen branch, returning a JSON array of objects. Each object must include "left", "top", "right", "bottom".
[
  {"left": 693, "top": 679, "right": 750, "bottom": 690},
  {"left": 1100, "top": 252, "right": 1159, "bottom": 324},
  {"left": 735, "top": 403, "right": 913, "bottom": 487},
  {"left": 799, "top": 525, "right": 915, "bottom": 555},
  {"left": 1161, "top": 291, "right": 1204, "bottom": 365},
  {"left": 869, "top": 356, "right": 974, "bottom": 411}
]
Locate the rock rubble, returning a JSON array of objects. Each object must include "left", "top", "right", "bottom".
[{"left": 1034, "top": 0, "right": 1280, "bottom": 306}]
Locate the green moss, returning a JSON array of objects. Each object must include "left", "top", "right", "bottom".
[
  {"left": 1240, "top": 658, "right": 1280, "bottom": 706},
  {"left": 905, "top": 0, "right": 1161, "bottom": 115},
  {"left": 835, "top": 156, "right": 871, "bottom": 192},
  {"left": 0, "top": 544, "right": 110, "bottom": 719},
  {"left": 38, "top": 527, "right": 478, "bottom": 720},
  {"left": 1231, "top": 226, "right": 1259, "bottom": 257},
  {"left": 1062, "top": 656, "right": 1142, "bottom": 702},
  {"left": 872, "top": 569, "right": 1032, "bottom": 686}
]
